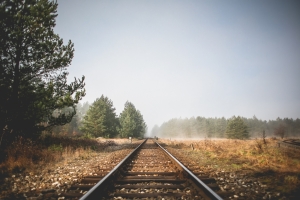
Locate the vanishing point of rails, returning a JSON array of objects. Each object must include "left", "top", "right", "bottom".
[{"left": 61, "top": 139, "right": 226, "bottom": 200}]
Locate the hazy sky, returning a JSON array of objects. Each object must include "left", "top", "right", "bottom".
[{"left": 55, "top": 0, "right": 300, "bottom": 134}]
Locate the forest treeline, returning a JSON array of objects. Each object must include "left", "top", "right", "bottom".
[
  {"left": 151, "top": 116, "right": 300, "bottom": 139},
  {"left": 52, "top": 96, "right": 147, "bottom": 139}
]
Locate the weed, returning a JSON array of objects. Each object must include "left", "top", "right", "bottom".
[
  {"left": 48, "top": 144, "right": 63, "bottom": 152},
  {"left": 231, "top": 163, "right": 242, "bottom": 170},
  {"left": 82, "top": 133, "right": 94, "bottom": 139},
  {"left": 255, "top": 138, "right": 264, "bottom": 153},
  {"left": 262, "top": 129, "right": 267, "bottom": 144}
]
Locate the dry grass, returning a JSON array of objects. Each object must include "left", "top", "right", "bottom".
[
  {"left": 0, "top": 136, "right": 135, "bottom": 178},
  {"left": 161, "top": 138, "right": 300, "bottom": 172},
  {"left": 159, "top": 138, "right": 300, "bottom": 195}
]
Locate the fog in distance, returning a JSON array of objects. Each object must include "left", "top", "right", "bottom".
[{"left": 55, "top": 0, "right": 300, "bottom": 136}]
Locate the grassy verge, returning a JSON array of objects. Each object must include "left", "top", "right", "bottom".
[
  {"left": 0, "top": 135, "right": 131, "bottom": 181},
  {"left": 160, "top": 138, "right": 300, "bottom": 196}
]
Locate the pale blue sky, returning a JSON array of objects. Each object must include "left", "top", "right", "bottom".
[{"left": 55, "top": 0, "right": 300, "bottom": 134}]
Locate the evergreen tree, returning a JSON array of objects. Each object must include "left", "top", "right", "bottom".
[
  {"left": 225, "top": 116, "right": 249, "bottom": 139},
  {"left": 196, "top": 116, "right": 206, "bottom": 137},
  {"left": 0, "top": 0, "right": 85, "bottom": 142},
  {"left": 119, "top": 101, "right": 147, "bottom": 138},
  {"left": 215, "top": 117, "right": 227, "bottom": 138},
  {"left": 205, "top": 118, "right": 215, "bottom": 138},
  {"left": 80, "top": 95, "right": 118, "bottom": 138}
]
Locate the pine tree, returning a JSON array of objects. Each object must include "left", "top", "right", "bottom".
[
  {"left": 225, "top": 116, "right": 249, "bottom": 139},
  {"left": 80, "top": 95, "right": 118, "bottom": 138},
  {"left": 0, "top": 0, "right": 85, "bottom": 142},
  {"left": 119, "top": 101, "right": 147, "bottom": 138}
]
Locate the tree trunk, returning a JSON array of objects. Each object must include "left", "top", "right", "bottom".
[{"left": 10, "top": 38, "right": 22, "bottom": 136}]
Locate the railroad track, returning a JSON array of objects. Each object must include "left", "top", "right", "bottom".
[
  {"left": 62, "top": 139, "right": 224, "bottom": 199},
  {"left": 279, "top": 139, "right": 300, "bottom": 149}
]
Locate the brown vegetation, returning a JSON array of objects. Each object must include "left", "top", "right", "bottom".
[
  {"left": 160, "top": 138, "right": 300, "bottom": 197},
  {"left": 162, "top": 138, "right": 300, "bottom": 172},
  {"left": 0, "top": 136, "right": 134, "bottom": 181}
]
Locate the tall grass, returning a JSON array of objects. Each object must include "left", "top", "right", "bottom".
[
  {"left": 161, "top": 138, "right": 300, "bottom": 172},
  {"left": 160, "top": 138, "right": 300, "bottom": 195},
  {"left": 0, "top": 135, "right": 118, "bottom": 177}
]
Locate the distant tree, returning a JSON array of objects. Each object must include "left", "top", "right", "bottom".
[
  {"left": 151, "top": 125, "right": 160, "bottom": 137},
  {"left": 262, "top": 129, "right": 267, "bottom": 144},
  {"left": 0, "top": 0, "right": 85, "bottom": 143},
  {"left": 215, "top": 117, "right": 227, "bottom": 138},
  {"left": 225, "top": 116, "right": 249, "bottom": 139},
  {"left": 80, "top": 96, "right": 118, "bottom": 138},
  {"left": 76, "top": 102, "right": 90, "bottom": 127},
  {"left": 51, "top": 102, "right": 90, "bottom": 136},
  {"left": 67, "top": 114, "right": 78, "bottom": 135},
  {"left": 196, "top": 116, "right": 207, "bottom": 137},
  {"left": 274, "top": 124, "right": 285, "bottom": 139},
  {"left": 205, "top": 119, "right": 214, "bottom": 138},
  {"left": 119, "top": 101, "right": 147, "bottom": 138}
]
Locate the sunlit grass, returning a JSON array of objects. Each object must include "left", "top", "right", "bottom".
[
  {"left": 160, "top": 137, "right": 300, "bottom": 195},
  {"left": 161, "top": 138, "right": 300, "bottom": 172}
]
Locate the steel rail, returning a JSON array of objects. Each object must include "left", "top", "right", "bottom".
[
  {"left": 80, "top": 139, "right": 147, "bottom": 200},
  {"left": 155, "top": 141, "right": 223, "bottom": 200}
]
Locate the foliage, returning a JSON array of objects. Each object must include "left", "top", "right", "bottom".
[
  {"left": 80, "top": 95, "right": 119, "bottom": 138},
  {"left": 39, "top": 134, "right": 101, "bottom": 149},
  {"left": 225, "top": 116, "right": 249, "bottom": 139},
  {"left": 51, "top": 102, "right": 90, "bottom": 136},
  {"left": 82, "top": 132, "right": 94, "bottom": 139},
  {"left": 119, "top": 101, "right": 147, "bottom": 138},
  {"left": 0, "top": 0, "right": 85, "bottom": 142}
]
